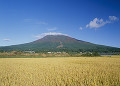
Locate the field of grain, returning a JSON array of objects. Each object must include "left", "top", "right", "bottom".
[{"left": 0, "top": 56, "right": 120, "bottom": 86}]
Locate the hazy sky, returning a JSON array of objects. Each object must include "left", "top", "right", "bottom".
[{"left": 0, "top": 0, "right": 120, "bottom": 48}]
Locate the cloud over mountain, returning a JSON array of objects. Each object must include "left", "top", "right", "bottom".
[{"left": 35, "top": 32, "right": 68, "bottom": 39}]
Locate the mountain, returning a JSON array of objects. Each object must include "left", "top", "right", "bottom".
[{"left": 0, "top": 35, "right": 120, "bottom": 53}]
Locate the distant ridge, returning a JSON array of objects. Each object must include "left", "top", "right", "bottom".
[{"left": 0, "top": 35, "right": 120, "bottom": 53}]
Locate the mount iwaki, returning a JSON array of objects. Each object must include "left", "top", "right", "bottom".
[{"left": 0, "top": 35, "right": 120, "bottom": 53}]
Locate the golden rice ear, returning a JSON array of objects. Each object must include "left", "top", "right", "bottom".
[{"left": 0, "top": 55, "right": 119, "bottom": 86}]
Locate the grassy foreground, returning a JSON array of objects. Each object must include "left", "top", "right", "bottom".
[{"left": 0, "top": 56, "right": 120, "bottom": 86}]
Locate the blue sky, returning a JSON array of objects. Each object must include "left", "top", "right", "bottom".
[{"left": 0, "top": 0, "right": 120, "bottom": 48}]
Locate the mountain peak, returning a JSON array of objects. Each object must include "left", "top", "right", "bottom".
[{"left": 34, "top": 34, "right": 77, "bottom": 43}]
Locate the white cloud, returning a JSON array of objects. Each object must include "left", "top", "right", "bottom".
[
  {"left": 37, "top": 21, "right": 48, "bottom": 25},
  {"left": 42, "top": 32, "right": 68, "bottom": 36},
  {"left": 48, "top": 27, "right": 57, "bottom": 31},
  {"left": 109, "top": 16, "right": 119, "bottom": 21},
  {"left": 86, "top": 18, "right": 109, "bottom": 28},
  {"left": 86, "top": 16, "right": 119, "bottom": 29},
  {"left": 80, "top": 27, "right": 83, "bottom": 30},
  {"left": 86, "top": 18, "right": 108, "bottom": 28},
  {"left": 34, "top": 32, "right": 68, "bottom": 39},
  {"left": 3, "top": 39, "right": 11, "bottom": 41}
]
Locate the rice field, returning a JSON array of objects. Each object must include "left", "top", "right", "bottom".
[{"left": 0, "top": 55, "right": 120, "bottom": 86}]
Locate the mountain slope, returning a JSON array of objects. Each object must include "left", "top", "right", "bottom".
[{"left": 0, "top": 35, "right": 120, "bottom": 53}]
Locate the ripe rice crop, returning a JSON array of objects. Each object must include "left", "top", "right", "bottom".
[{"left": 0, "top": 56, "right": 120, "bottom": 86}]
